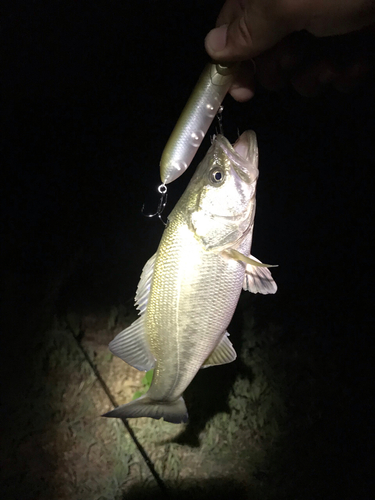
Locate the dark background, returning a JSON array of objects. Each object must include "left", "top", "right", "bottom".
[{"left": 1, "top": 0, "right": 374, "bottom": 498}]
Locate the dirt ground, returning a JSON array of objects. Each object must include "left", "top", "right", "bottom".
[
  {"left": 1, "top": 289, "right": 372, "bottom": 500},
  {"left": 1, "top": 294, "right": 289, "bottom": 500}
]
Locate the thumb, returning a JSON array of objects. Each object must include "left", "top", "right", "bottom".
[{"left": 205, "top": 10, "right": 295, "bottom": 61}]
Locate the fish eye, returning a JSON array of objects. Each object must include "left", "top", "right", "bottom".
[{"left": 209, "top": 168, "right": 225, "bottom": 185}]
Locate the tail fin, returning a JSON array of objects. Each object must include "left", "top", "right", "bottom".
[{"left": 102, "top": 395, "right": 188, "bottom": 424}]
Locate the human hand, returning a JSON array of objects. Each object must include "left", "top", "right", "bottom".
[{"left": 205, "top": 0, "right": 375, "bottom": 100}]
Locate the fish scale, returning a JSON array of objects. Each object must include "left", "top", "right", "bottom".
[
  {"left": 146, "top": 218, "right": 248, "bottom": 401},
  {"left": 103, "top": 131, "right": 277, "bottom": 424}
]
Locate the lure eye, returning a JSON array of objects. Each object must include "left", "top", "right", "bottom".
[{"left": 209, "top": 168, "right": 225, "bottom": 185}]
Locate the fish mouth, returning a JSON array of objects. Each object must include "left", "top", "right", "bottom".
[
  {"left": 215, "top": 130, "right": 258, "bottom": 181},
  {"left": 233, "top": 130, "right": 258, "bottom": 164}
]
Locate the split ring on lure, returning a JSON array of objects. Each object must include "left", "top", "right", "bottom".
[{"left": 141, "top": 184, "right": 168, "bottom": 226}]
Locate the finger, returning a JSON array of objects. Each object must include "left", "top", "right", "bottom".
[
  {"left": 255, "top": 34, "right": 306, "bottom": 91},
  {"left": 205, "top": 0, "right": 250, "bottom": 60},
  {"left": 215, "top": 0, "right": 244, "bottom": 27},
  {"left": 205, "top": 1, "right": 297, "bottom": 62},
  {"left": 290, "top": 62, "right": 337, "bottom": 97},
  {"left": 229, "top": 61, "right": 256, "bottom": 101}
]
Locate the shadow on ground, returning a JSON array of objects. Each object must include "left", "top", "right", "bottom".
[{"left": 123, "top": 478, "right": 250, "bottom": 500}]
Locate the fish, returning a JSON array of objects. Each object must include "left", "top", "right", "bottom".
[{"left": 103, "top": 130, "right": 277, "bottom": 424}]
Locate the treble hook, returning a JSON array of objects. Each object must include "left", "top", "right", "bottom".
[{"left": 141, "top": 184, "right": 168, "bottom": 226}]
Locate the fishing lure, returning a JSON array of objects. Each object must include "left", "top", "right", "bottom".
[{"left": 160, "top": 62, "right": 238, "bottom": 184}]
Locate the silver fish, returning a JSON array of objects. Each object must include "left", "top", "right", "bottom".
[{"left": 103, "top": 131, "right": 277, "bottom": 424}]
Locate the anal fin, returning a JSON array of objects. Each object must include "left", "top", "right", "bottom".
[
  {"left": 201, "top": 331, "right": 237, "bottom": 368},
  {"left": 109, "top": 317, "right": 155, "bottom": 372}
]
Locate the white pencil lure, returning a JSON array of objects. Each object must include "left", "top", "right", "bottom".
[{"left": 160, "top": 62, "right": 238, "bottom": 185}]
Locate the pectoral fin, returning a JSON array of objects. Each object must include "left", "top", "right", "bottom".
[
  {"left": 243, "top": 255, "right": 277, "bottom": 295},
  {"left": 223, "top": 249, "right": 278, "bottom": 268},
  {"left": 109, "top": 317, "right": 155, "bottom": 372},
  {"left": 201, "top": 331, "right": 237, "bottom": 368}
]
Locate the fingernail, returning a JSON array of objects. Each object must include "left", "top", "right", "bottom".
[{"left": 205, "top": 25, "right": 228, "bottom": 53}]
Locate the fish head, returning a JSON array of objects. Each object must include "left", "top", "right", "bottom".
[{"left": 186, "top": 130, "right": 259, "bottom": 250}]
